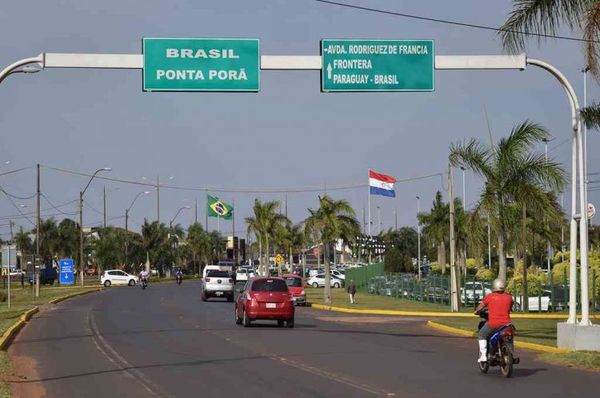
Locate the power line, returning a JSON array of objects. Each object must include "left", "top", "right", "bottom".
[
  {"left": 0, "top": 186, "right": 35, "bottom": 226},
  {"left": 314, "top": 0, "right": 599, "bottom": 44},
  {"left": 0, "top": 187, "right": 36, "bottom": 200},
  {"left": 43, "top": 164, "right": 444, "bottom": 194}
]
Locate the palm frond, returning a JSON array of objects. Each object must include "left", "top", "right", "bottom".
[
  {"left": 584, "top": 2, "right": 600, "bottom": 79},
  {"left": 500, "top": 0, "right": 588, "bottom": 53},
  {"left": 580, "top": 102, "right": 600, "bottom": 129},
  {"left": 449, "top": 138, "right": 493, "bottom": 179}
]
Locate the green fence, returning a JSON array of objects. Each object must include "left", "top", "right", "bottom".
[
  {"left": 345, "top": 263, "right": 384, "bottom": 289},
  {"left": 366, "top": 270, "right": 599, "bottom": 313}
]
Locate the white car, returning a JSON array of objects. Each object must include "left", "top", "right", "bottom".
[
  {"left": 307, "top": 274, "right": 344, "bottom": 288},
  {"left": 101, "top": 270, "right": 139, "bottom": 287},
  {"left": 460, "top": 282, "right": 491, "bottom": 304},
  {"left": 201, "top": 269, "right": 234, "bottom": 302},
  {"left": 235, "top": 268, "right": 255, "bottom": 282},
  {"left": 316, "top": 269, "right": 345, "bottom": 280},
  {"left": 514, "top": 291, "right": 552, "bottom": 312}
]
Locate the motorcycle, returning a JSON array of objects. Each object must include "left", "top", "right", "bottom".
[
  {"left": 477, "top": 310, "right": 520, "bottom": 377},
  {"left": 141, "top": 276, "right": 148, "bottom": 290},
  {"left": 176, "top": 274, "right": 182, "bottom": 285}
]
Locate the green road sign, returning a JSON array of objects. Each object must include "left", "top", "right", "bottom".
[
  {"left": 321, "top": 40, "right": 434, "bottom": 92},
  {"left": 143, "top": 38, "right": 260, "bottom": 92}
]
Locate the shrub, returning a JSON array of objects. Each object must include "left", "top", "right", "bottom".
[
  {"left": 475, "top": 268, "right": 495, "bottom": 281},
  {"left": 0, "top": 291, "right": 6, "bottom": 302}
]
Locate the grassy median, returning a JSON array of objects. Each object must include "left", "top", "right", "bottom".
[
  {"left": 0, "top": 285, "right": 100, "bottom": 397},
  {"left": 306, "top": 287, "right": 457, "bottom": 312}
]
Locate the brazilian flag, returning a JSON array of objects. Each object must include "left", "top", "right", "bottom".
[{"left": 207, "top": 195, "right": 233, "bottom": 219}]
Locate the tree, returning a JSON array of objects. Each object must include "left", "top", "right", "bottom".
[
  {"left": 245, "top": 199, "right": 287, "bottom": 275},
  {"left": 418, "top": 192, "right": 449, "bottom": 274},
  {"left": 95, "top": 228, "right": 126, "bottom": 271},
  {"left": 35, "top": 218, "right": 60, "bottom": 265},
  {"left": 449, "top": 121, "right": 566, "bottom": 282},
  {"left": 305, "top": 195, "right": 360, "bottom": 304},
  {"left": 14, "top": 227, "right": 33, "bottom": 269},
  {"left": 500, "top": 0, "right": 600, "bottom": 127},
  {"left": 381, "top": 227, "right": 418, "bottom": 273},
  {"left": 141, "top": 219, "right": 170, "bottom": 275},
  {"left": 187, "top": 223, "right": 211, "bottom": 273},
  {"left": 58, "top": 218, "right": 79, "bottom": 259}
]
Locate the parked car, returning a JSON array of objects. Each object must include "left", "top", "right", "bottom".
[
  {"left": 100, "top": 270, "right": 138, "bottom": 287},
  {"left": 307, "top": 274, "right": 344, "bottom": 288},
  {"left": 514, "top": 290, "right": 552, "bottom": 312},
  {"left": 282, "top": 274, "right": 306, "bottom": 306},
  {"left": 460, "top": 282, "right": 491, "bottom": 304},
  {"left": 235, "top": 277, "right": 295, "bottom": 327},
  {"left": 201, "top": 269, "right": 234, "bottom": 302},
  {"left": 316, "top": 269, "right": 345, "bottom": 280},
  {"left": 28, "top": 266, "right": 57, "bottom": 285}
]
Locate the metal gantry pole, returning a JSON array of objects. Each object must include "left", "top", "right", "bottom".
[
  {"left": 417, "top": 195, "right": 421, "bottom": 279},
  {"left": 35, "top": 163, "right": 40, "bottom": 297}
]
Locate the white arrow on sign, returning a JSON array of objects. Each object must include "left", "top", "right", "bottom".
[
  {"left": 327, "top": 63, "right": 332, "bottom": 79},
  {"left": 588, "top": 203, "right": 596, "bottom": 219}
]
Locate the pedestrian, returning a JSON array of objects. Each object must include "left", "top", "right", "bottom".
[{"left": 347, "top": 280, "right": 357, "bottom": 304}]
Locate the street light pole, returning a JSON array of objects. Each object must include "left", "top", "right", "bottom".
[
  {"left": 417, "top": 196, "right": 421, "bottom": 280},
  {"left": 79, "top": 167, "right": 111, "bottom": 287},
  {"left": 124, "top": 190, "right": 149, "bottom": 268},
  {"left": 460, "top": 167, "right": 466, "bottom": 208},
  {"left": 169, "top": 206, "right": 191, "bottom": 271}
]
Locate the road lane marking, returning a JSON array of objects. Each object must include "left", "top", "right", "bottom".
[{"left": 88, "top": 311, "right": 170, "bottom": 397}]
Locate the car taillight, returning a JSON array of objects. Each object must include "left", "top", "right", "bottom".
[
  {"left": 245, "top": 293, "right": 256, "bottom": 302},
  {"left": 502, "top": 328, "right": 514, "bottom": 336},
  {"left": 300, "top": 290, "right": 305, "bottom": 296},
  {"left": 205, "top": 278, "right": 211, "bottom": 282}
]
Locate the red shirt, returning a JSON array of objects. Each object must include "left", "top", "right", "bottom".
[{"left": 482, "top": 292, "right": 513, "bottom": 329}]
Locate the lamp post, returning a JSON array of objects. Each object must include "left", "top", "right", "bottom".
[
  {"left": 460, "top": 167, "right": 466, "bottom": 208},
  {"left": 416, "top": 195, "right": 421, "bottom": 279},
  {"left": 79, "top": 167, "right": 111, "bottom": 287},
  {"left": 169, "top": 206, "right": 191, "bottom": 272},
  {"left": 124, "top": 191, "right": 149, "bottom": 269}
]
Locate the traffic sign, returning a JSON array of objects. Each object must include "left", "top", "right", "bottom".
[
  {"left": 143, "top": 38, "right": 260, "bottom": 92},
  {"left": 275, "top": 254, "right": 284, "bottom": 266},
  {"left": 59, "top": 258, "right": 74, "bottom": 285},
  {"left": 588, "top": 203, "right": 596, "bottom": 219},
  {"left": 321, "top": 40, "right": 434, "bottom": 92}
]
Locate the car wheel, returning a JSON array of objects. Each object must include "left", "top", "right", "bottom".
[
  {"left": 333, "top": 282, "right": 340, "bottom": 288},
  {"left": 235, "top": 306, "right": 242, "bottom": 325},
  {"left": 128, "top": 279, "right": 135, "bottom": 287},
  {"left": 287, "top": 318, "right": 295, "bottom": 328},
  {"left": 312, "top": 282, "right": 318, "bottom": 288},
  {"left": 277, "top": 320, "right": 285, "bottom": 327},
  {"left": 243, "top": 309, "right": 251, "bottom": 327},
  {"left": 201, "top": 293, "right": 207, "bottom": 302},
  {"left": 104, "top": 280, "right": 111, "bottom": 287}
]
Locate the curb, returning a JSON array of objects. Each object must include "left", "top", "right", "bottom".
[
  {"left": 0, "top": 288, "right": 102, "bottom": 351},
  {"left": 309, "top": 303, "right": 600, "bottom": 320},
  {"left": 0, "top": 307, "right": 39, "bottom": 350},
  {"left": 426, "top": 320, "right": 569, "bottom": 354},
  {"left": 48, "top": 287, "right": 102, "bottom": 304}
]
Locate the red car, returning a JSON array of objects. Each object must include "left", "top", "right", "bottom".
[
  {"left": 235, "top": 277, "right": 295, "bottom": 328},
  {"left": 282, "top": 274, "right": 306, "bottom": 306}
]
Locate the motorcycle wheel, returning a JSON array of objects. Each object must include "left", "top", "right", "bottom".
[{"left": 500, "top": 344, "right": 514, "bottom": 378}]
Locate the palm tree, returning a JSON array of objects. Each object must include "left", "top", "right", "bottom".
[
  {"left": 187, "top": 223, "right": 211, "bottom": 274},
  {"left": 245, "top": 199, "right": 286, "bottom": 275},
  {"left": 449, "top": 121, "right": 566, "bottom": 282},
  {"left": 500, "top": 1, "right": 600, "bottom": 125},
  {"left": 141, "top": 219, "right": 169, "bottom": 275},
  {"left": 35, "top": 218, "right": 60, "bottom": 265},
  {"left": 418, "top": 192, "right": 449, "bottom": 274},
  {"left": 14, "top": 227, "right": 33, "bottom": 270},
  {"left": 305, "top": 195, "right": 360, "bottom": 304}
]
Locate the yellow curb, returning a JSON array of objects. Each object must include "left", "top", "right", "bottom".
[
  {"left": 48, "top": 287, "right": 102, "bottom": 304},
  {"left": 0, "top": 288, "right": 102, "bottom": 351},
  {"left": 310, "top": 303, "right": 600, "bottom": 320},
  {"left": 426, "top": 321, "right": 569, "bottom": 354},
  {"left": 0, "top": 307, "right": 39, "bottom": 350}
]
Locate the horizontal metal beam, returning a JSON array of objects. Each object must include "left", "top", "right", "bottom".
[
  {"left": 435, "top": 54, "right": 526, "bottom": 70},
  {"left": 42, "top": 53, "right": 528, "bottom": 71}
]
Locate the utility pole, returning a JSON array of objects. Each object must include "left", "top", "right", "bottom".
[
  {"left": 522, "top": 203, "right": 528, "bottom": 312},
  {"left": 35, "top": 164, "right": 40, "bottom": 297},
  {"left": 543, "top": 139, "right": 552, "bottom": 274},
  {"left": 79, "top": 190, "right": 84, "bottom": 287},
  {"left": 103, "top": 185, "right": 107, "bottom": 228},
  {"left": 417, "top": 196, "right": 421, "bottom": 279},
  {"left": 449, "top": 164, "right": 459, "bottom": 312},
  {"left": 156, "top": 176, "right": 160, "bottom": 224},
  {"left": 461, "top": 167, "right": 466, "bottom": 208}
]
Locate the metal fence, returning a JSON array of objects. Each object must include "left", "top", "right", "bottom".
[
  {"left": 366, "top": 270, "right": 599, "bottom": 313},
  {"left": 345, "top": 263, "right": 384, "bottom": 289}
]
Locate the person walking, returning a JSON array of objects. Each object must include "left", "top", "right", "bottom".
[{"left": 347, "top": 280, "right": 357, "bottom": 304}]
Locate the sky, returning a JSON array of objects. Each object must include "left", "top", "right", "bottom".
[{"left": 0, "top": 0, "right": 598, "bottom": 240}]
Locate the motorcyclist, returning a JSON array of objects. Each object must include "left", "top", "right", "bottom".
[
  {"left": 176, "top": 269, "right": 183, "bottom": 283},
  {"left": 139, "top": 269, "right": 149, "bottom": 286},
  {"left": 474, "top": 278, "right": 513, "bottom": 363}
]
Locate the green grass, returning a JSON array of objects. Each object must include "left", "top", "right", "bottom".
[
  {"left": 0, "top": 285, "right": 99, "bottom": 397},
  {"left": 430, "top": 316, "right": 560, "bottom": 346},
  {"left": 306, "top": 287, "right": 458, "bottom": 312},
  {"left": 538, "top": 351, "right": 600, "bottom": 371}
]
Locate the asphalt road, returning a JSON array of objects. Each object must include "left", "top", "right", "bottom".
[{"left": 8, "top": 281, "right": 600, "bottom": 397}]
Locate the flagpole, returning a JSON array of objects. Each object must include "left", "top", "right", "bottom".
[
  {"left": 205, "top": 191, "right": 208, "bottom": 231},
  {"left": 232, "top": 199, "right": 236, "bottom": 264},
  {"left": 368, "top": 170, "right": 371, "bottom": 264}
]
